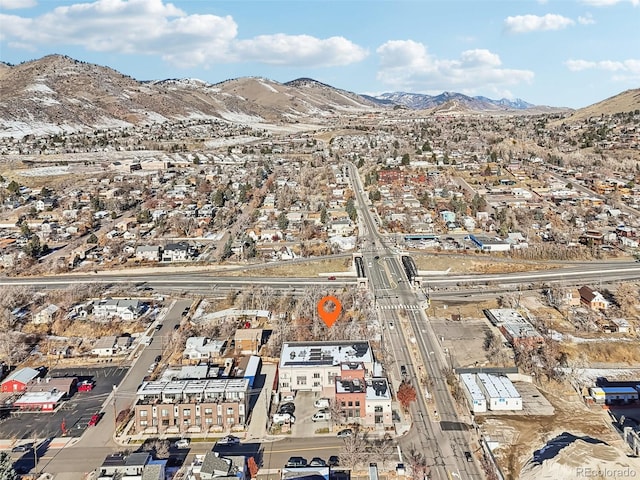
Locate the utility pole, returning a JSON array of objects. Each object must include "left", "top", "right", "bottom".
[{"left": 112, "top": 384, "right": 117, "bottom": 432}]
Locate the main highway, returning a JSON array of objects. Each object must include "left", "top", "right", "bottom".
[{"left": 348, "top": 162, "right": 482, "bottom": 479}]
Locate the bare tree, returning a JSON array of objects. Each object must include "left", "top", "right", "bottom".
[
  {"left": 339, "top": 428, "right": 366, "bottom": 469},
  {"left": 0, "top": 332, "right": 30, "bottom": 370},
  {"left": 405, "top": 445, "right": 429, "bottom": 480}
]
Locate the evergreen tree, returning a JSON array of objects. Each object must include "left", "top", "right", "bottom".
[{"left": 0, "top": 451, "right": 17, "bottom": 480}]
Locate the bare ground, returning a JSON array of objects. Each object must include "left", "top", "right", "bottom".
[{"left": 479, "top": 380, "right": 625, "bottom": 480}]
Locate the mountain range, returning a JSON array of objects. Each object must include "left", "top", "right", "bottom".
[{"left": 0, "top": 54, "right": 636, "bottom": 139}]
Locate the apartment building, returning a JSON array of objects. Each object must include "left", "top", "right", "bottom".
[{"left": 133, "top": 378, "right": 250, "bottom": 434}]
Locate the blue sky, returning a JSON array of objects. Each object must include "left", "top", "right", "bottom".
[{"left": 0, "top": 0, "right": 638, "bottom": 108}]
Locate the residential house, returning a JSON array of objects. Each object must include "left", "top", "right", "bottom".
[
  {"left": 578, "top": 286, "right": 609, "bottom": 311},
  {"left": 234, "top": 329, "right": 263, "bottom": 355},
  {"left": 96, "top": 452, "right": 152, "bottom": 479},
  {"left": 182, "top": 337, "right": 226, "bottom": 362},
  {"left": 329, "top": 219, "right": 354, "bottom": 236},
  {"left": 94, "top": 298, "right": 146, "bottom": 320},
  {"left": 199, "top": 451, "right": 247, "bottom": 480},
  {"left": 135, "top": 245, "right": 162, "bottom": 262},
  {"left": 91, "top": 335, "right": 132, "bottom": 356},
  {"left": 162, "top": 242, "right": 196, "bottom": 262},
  {"left": 32, "top": 304, "right": 60, "bottom": 325}
]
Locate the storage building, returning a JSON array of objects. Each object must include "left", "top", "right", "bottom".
[
  {"left": 590, "top": 386, "right": 639, "bottom": 405},
  {"left": 476, "top": 373, "right": 522, "bottom": 411},
  {"left": 460, "top": 373, "right": 487, "bottom": 413}
]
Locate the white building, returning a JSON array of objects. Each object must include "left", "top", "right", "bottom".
[
  {"left": 278, "top": 341, "right": 375, "bottom": 395},
  {"left": 460, "top": 373, "right": 487, "bottom": 413},
  {"left": 476, "top": 373, "right": 522, "bottom": 411}
]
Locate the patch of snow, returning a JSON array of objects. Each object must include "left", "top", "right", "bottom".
[
  {"left": 0, "top": 120, "right": 82, "bottom": 139},
  {"left": 20, "top": 166, "right": 71, "bottom": 177},
  {"left": 91, "top": 117, "right": 132, "bottom": 129},
  {"left": 259, "top": 81, "right": 279, "bottom": 94},
  {"left": 132, "top": 110, "right": 168, "bottom": 124},
  {"left": 218, "top": 111, "right": 264, "bottom": 124},
  {"left": 33, "top": 97, "right": 60, "bottom": 106},
  {"left": 25, "top": 83, "right": 55, "bottom": 94}
]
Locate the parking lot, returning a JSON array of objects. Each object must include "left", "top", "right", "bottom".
[{"left": 0, "top": 366, "right": 127, "bottom": 440}]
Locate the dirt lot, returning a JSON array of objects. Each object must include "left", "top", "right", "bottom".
[
  {"left": 412, "top": 253, "right": 563, "bottom": 274},
  {"left": 478, "top": 380, "right": 628, "bottom": 480}
]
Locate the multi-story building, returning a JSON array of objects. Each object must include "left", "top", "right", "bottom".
[
  {"left": 133, "top": 378, "right": 250, "bottom": 434},
  {"left": 278, "top": 341, "right": 375, "bottom": 396}
]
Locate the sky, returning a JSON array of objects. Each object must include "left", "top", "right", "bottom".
[{"left": 0, "top": 0, "right": 638, "bottom": 109}]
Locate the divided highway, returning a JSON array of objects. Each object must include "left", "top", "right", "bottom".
[{"left": 348, "top": 162, "right": 482, "bottom": 479}]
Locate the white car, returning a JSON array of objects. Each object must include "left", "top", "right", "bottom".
[
  {"left": 273, "top": 413, "right": 295, "bottom": 424},
  {"left": 281, "top": 394, "right": 295, "bottom": 403},
  {"left": 312, "top": 411, "right": 331, "bottom": 422},
  {"left": 313, "top": 398, "right": 330, "bottom": 409},
  {"left": 174, "top": 439, "right": 190, "bottom": 449}
]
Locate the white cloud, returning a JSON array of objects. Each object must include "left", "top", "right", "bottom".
[
  {"left": 580, "top": 0, "right": 639, "bottom": 6},
  {"left": 233, "top": 34, "right": 368, "bottom": 67},
  {"left": 578, "top": 13, "right": 596, "bottom": 24},
  {"left": 0, "top": 0, "right": 367, "bottom": 69},
  {"left": 0, "top": 0, "right": 37, "bottom": 9},
  {"left": 504, "top": 14, "right": 575, "bottom": 33},
  {"left": 376, "top": 40, "right": 534, "bottom": 95},
  {"left": 566, "top": 58, "right": 640, "bottom": 81}
]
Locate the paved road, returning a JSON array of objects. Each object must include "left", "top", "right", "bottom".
[{"left": 348, "top": 161, "right": 482, "bottom": 479}]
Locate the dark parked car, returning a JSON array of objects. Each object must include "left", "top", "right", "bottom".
[
  {"left": 328, "top": 455, "right": 340, "bottom": 466},
  {"left": 465, "top": 451, "right": 473, "bottom": 462},
  {"left": 154, "top": 355, "right": 162, "bottom": 363},
  {"left": 400, "top": 365, "right": 408, "bottom": 376},
  {"left": 278, "top": 402, "right": 295, "bottom": 414},
  {"left": 286, "top": 456, "right": 307, "bottom": 467},
  {"left": 337, "top": 428, "right": 353, "bottom": 438},
  {"left": 155, "top": 323, "right": 163, "bottom": 331}
]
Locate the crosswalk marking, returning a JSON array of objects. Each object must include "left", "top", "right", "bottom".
[{"left": 379, "top": 304, "right": 422, "bottom": 311}]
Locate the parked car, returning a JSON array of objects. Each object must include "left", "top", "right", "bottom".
[
  {"left": 88, "top": 412, "right": 103, "bottom": 427},
  {"left": 281, "top": 394, "right": 295, "bottom": 403},
  {"left": 174, "top": 439, "right": 190, "bottom": 449},
  {"left": 312, "top": 411, "right": 331, "bottom": 422},
  {"left": 11, "top": 443, "right": 32, "bottom": 453},
  {"left": 313, "top": 398, "right": 330, "bottom": 409},
  {"left": 286, "top": 456, "right": 307, "bottom": 467},
  {"left": 328, "top": 456, "right": 340, "bottom": 466},
  {"left": 273, "top": 413, "right": 295, "bottom": 424},
  {"left": 278, "top": 402, "right": 295, "bottom": 414},
  {"left": 400, "top": 365, "right": 408, "bottom": 376},
  {"left": 465, "top": 451, "right": 473, "bottom": 462},
  {"left": 154, "top": 323, "right": 162, "bottom": 331},
  {"left": 328, "top": 276, "right": 336, "bottom": 280},
  {"left": 336, "top": 428, "right": 353, "bottom": 437},
  {"left": 147, "top": 363, "right": 157, "bottom": 373},
  {"left": 309, "top": 457, "right": 327, "bottom": 466},
  {"left": 217, "top": 435, "right": 240, "bottom": 446}
]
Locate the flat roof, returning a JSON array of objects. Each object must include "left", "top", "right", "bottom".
[
  {"left": 14, "top": 390, "right": 65, "bottom": 405},
  {"left": 137, "top": 378, "right": 249, "bottom": 396},
  {"left": 460, "top": 373, "right": 486, "bottom": 402},
  {"left": 477, "top": 373, "right": 520, "bottom": 399},
  {"left": 280, "top": 341, "right": 373, "bottom": 368}
]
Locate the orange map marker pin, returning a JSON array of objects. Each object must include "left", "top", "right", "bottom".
[{"left": 317, "top": 295, "right": 342, "bottom": 328}]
